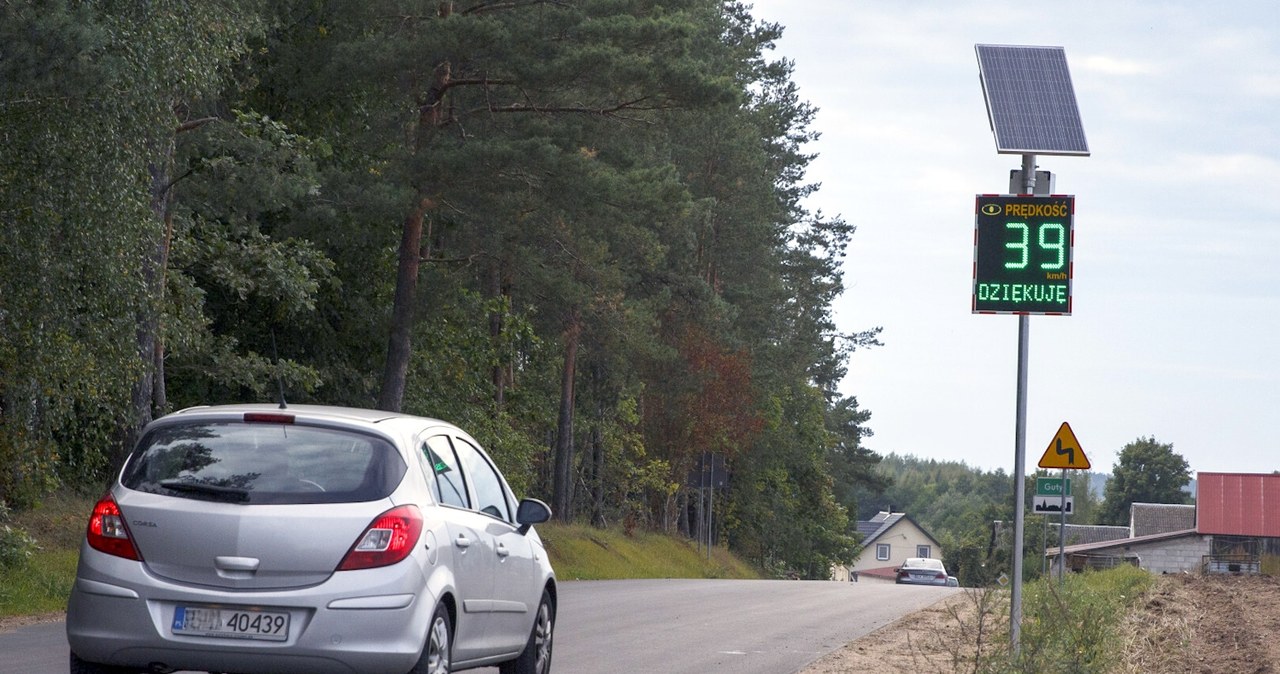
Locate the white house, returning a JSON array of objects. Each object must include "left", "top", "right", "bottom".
[{"left": 835, "top": 510, "right": 944, "bottom": 582}]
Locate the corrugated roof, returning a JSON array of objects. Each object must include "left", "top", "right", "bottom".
[
  {"left": 1045, "top": 528, "right": 1199, "bottom": 557},
  {"left": 1047, "top": 523, "right": 1131, "bottom": 546},
  {"left": 1197, "top": 472, "right": 1280, "bottom": 537},
  {"left": 1130, "top": 503, "right": 1195, "bottom": 537}
]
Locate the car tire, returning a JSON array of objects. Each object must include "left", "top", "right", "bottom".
[
  {"left": 70, "top": 651, "right": 138, "bottom": 674},
  {"left": 498, "top": 589, "right": 554, "bottom": 674},
  {"left": 410, "top": 602, "right": 453, "bottom": 674}
]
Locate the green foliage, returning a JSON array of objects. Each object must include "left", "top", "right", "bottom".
[
  {"left": 968, "top": 565, "right": 1154, "bottom": 674},
  {"left": 0, "top": 503, "right": 38, "bottom": 570},
  {"left": 538, "top": 522, "right": 759, "bottom": 581},
  {"left": 726, "top": 386, "right": 856, "bottom": 579},
  {"left": 1, "top": 0, "right": 883, "bottom": 578},
  {"left": 0, "top": 548, "right": 79, "bottom": 617},
  {"left": 1099, "top": 437, "right": 1190, "bottom": 525},
  {"left": 163, "top": 109, "right": 334, "bottom": 407}
]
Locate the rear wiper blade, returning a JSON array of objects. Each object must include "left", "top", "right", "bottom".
[{"left": 158, "top": 479, "right": 250, "bottom": 503}]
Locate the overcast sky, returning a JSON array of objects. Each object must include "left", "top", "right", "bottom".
[{"left": 747, "top": 1, "right": 1280, "bottom": 478}]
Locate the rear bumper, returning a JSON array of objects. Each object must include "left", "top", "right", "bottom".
[{"left": 67, "top": 548, "right": 438, "bottom": 674}]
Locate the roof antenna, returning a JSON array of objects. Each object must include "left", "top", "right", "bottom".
[{"left": 270, "top": 330, "right": 288, "bottom": 409}]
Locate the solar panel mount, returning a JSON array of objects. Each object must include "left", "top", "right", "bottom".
[{"left": 976, "top": 44, "right": 1089, "bottom": 156}]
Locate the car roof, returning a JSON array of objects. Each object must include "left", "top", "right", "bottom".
[{"left": 166, "top": 403, "right": 447, "bottom": 426}]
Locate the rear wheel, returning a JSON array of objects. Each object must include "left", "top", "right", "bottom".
[
  {"left": 410, "top": 602, "right": 452, "bottom": 674},
  {"left": 499, "top": 590, "right": 554, "bottom": 674},
  {"left": 70, "top": 651, "right": 138, "bottom": 674}
]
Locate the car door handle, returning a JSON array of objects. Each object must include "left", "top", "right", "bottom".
[
  {"left": 495, "top": 543, "right": 510, "bottom": 558},
  {"left": 455, "top": 534, "right": 472, "bottom": 548}
]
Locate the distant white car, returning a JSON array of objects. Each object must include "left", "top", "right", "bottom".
[
  {"left": 67, "top": 404, "right": 556, "bottom": 674},
  {"left": 895, "top": 557, "right": 950, "bottom": 586}
]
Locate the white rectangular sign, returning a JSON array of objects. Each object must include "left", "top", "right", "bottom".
[{"left": 1032, "top": 495, "right": 1073, "bottom": 515}]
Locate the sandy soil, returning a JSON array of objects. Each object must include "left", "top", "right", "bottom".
[{"left": 800, "top": 574, "right": 1280, "bottom": 674}]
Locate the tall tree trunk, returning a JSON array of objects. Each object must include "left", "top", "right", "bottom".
[
  {"left": 380, "top": 52, "right": 451, "bottom": 412},
  {"left": 121, "top": 134, "right": 177, "bottom": 463},
  {"left": 378, "top": 196, "right": 432, "bottom": 412},
  {"left": 487, "top": 263, "right": 507, "bottom": 409},
  {"left": 552, "top": 308, "right": 580, "bottom": 521}
]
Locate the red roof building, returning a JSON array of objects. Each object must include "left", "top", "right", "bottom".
[{"left": 1196, "top": 472, "right": 1280, "bottom": 538}]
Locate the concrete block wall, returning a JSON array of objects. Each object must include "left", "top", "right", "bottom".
[{"left": 1130, "top": 535, "right": 1211, "bottom": 574}]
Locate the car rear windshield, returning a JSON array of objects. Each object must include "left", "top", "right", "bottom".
[{"left": 121, "top": 421, "right": 406, "bottom": 505}]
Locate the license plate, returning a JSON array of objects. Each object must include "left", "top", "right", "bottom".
[{"left": 172, "top": 606, "right": 290, "bottom": 641}]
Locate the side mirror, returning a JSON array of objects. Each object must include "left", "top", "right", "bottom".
[{"left": 516, "top": 498, "right": 552, "bottom": 535}]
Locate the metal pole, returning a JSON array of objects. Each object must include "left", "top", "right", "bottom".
[
  {"left": 1012, "top": 313, "right": 1029, "bottom": 653},
  {"left": 1010, "top": 152, "right": 1035, "bottom": 654},
  {"left": 1058, "top": 467, "right": 1067, "bottom": 583},
  {"left": 1042, "top": 510, "right": 1048, "bottom": 575}
]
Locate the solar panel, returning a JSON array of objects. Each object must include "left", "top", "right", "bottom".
[{"left": 976, "top": 44, "right": 1089, "bottom": 156}]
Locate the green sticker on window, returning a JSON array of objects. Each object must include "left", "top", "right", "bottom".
[{"left": 424, "top": 446, "right": 451, "bottom": 474}]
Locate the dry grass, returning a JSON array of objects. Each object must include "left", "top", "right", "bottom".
[
  {"left": 808, "top": 573, "right": 1280, "bottom": 674},
  {"left": 1118, "top": 574, "right": 1280, "bottom": 674},
  {"left": 801, "top": 590, "right": 1002, "bottom": 674}
]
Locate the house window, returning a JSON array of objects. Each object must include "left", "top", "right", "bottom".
[
  {"left": 876, "top": 543, "right": 890, "bottom": 561},
  {"left": 917, "top": 545, "right": 931, "bottom": 558}
]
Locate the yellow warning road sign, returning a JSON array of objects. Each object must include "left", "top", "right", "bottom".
[{"left": 1038, "top": 422, "right": 1090, "bottom": 469}]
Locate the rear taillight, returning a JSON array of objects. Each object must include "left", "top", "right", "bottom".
[
  {"left": 337, "top": 505, "right": 424, "bottom": 571},
  {"left": 86, "top": 494, "right": 141, "bottom": 561}
]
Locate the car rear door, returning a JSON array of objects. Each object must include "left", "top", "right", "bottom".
[
  {"left": 421, "top": 433, "right": 498, "bottom": 661},
  {"left": 118, "top": 416, "right": 408, "bottom": 590},
  {"left": 447, "top": 435, "right": 539, "bottom": 653},
  {"left": 120, "top": 494, "right": 384, "bottom": 589}
]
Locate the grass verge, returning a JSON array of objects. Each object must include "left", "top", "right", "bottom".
[
  {"left": 1, "top": 491, "right": 95, "bottom": 619},
  {"left": 936, "top": 564, "right": 1155, "bottom": 673},
  {"left": 0, "top": 493, "right": 758, "bottom": 620},
  {"left": 537, "top": 522, "right": 760, "bottom": 580}
]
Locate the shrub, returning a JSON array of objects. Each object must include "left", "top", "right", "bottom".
[
  {"left": 966, "top": 565, "right": 1154, "bottom": 673},
  {"left": 0, "top": 503, "right": 40, "bottom": 569}
]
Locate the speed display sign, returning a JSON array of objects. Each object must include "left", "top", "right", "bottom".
[{"left": 972, "top": 194, "right": 1075, "bottom": 315}]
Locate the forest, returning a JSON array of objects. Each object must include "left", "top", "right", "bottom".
[
  {"left": 1, "top": 2, "right": 1202, "bottom": 583},
  {"left": 1, "top": 0, "right": 887, "bottom": 578}
]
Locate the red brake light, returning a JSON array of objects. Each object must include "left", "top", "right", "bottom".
[
  {"left": 244, "top": 412, "right": 295, "bottom": 424},
  {"left": 86, "top": 494, "right": 141, "bottom": 561},
  {"left": 337, "top": 505, "right": 424, "bottom": 571}
]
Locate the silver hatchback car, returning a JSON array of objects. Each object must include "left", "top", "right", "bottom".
[
  {"left": 894, "top": 557, "right": 949, "bottom": 586},
  {"left": 67, "top": 404, "right": 556, "bottom": 674}
]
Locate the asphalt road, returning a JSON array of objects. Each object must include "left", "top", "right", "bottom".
[{"left": 1, "top": 578, "right": 955, "bottom": 674}]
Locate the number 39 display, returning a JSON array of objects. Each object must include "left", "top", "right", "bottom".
[{"left": 972, "top": 194, "right": 1075, "bottom": 315}]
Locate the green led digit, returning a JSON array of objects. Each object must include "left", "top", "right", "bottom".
[
  {"left": 1038, "top": 223, "right": 1066, "bottom": 270},
  {"left": 1004, "top": 222, "right": 1029, "bottom": 269}
]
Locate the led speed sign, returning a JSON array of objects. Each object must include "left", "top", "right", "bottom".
[{"left": 972, "top": 194, "right": 1075, "bottom": 315}]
